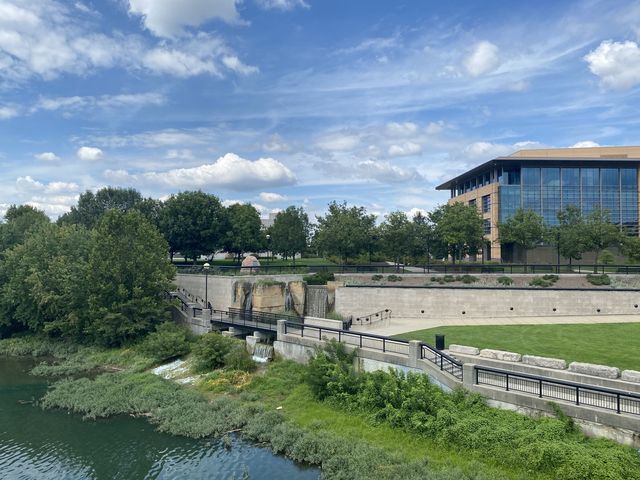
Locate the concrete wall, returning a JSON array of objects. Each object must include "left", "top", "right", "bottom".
[{"left": 335, "top": 285, "right": 640, "bottom": 319}]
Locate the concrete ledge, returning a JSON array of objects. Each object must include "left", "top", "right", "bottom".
[
  {"left": 304, "top": 316, "right": 343, "bottom": 329},
  {"left": 449, "top": 344, "right": 480, "bottom": 355},
  {"left": 569, "top": 362, "right": 620, "bottom": 379},
  {"left": 622, "top": 370, "right": 640, "bottom": 383},
  {"left": 522, "top": 354, "right": 567, "bottom": 370},
  {"left": 480, "top": 348, "right": 522, "bottom": 362}
]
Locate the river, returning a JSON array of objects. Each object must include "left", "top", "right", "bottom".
[{"left": 0, "top": 357, "right": 319, "bottom": 479}]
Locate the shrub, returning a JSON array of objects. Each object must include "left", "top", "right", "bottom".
[
  {"left": 303, "top": 271, "right": 335, "bottom": 285},
  {"left": 497, "top": 276, "right": 513, "bottom": 286},
  {"left": 586, "top": 273, "right": 611, "bottom": 286},
  {"left": 542, "top": 274, "right": 559, "bottom": 282},
  {"left": 371, "top": 274, "right": 384, "bottom": 281},
  {"left": 137, "top": 322, "right": 193, "bottom": 362},
  {"left": 443, "top": 275, "right": 456, "bottom": 283},
  {"left": 529, "top": 277, "right": 552, "bottom": 288},
  {"left": 387, "top": 274, "right": 403, "bottom": 282},
  {"left": 191, "top": 332, "right": 238, "bottom": 372},
  {"left": 460, "top": 275, "right": 478, "bottom": 284},
  {"left": 224, "top": 344, "right": 257, "bottom": 372}
]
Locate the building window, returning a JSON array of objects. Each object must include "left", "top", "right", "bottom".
[
  {"left": 483, "top": 219, "right": 491, "bottom": 235},
  {"left": 482, "top": 195, "right": 491, "bottom": 213},
  {"left": 469, "top": 199, "right": 477, "bottom": 208}
]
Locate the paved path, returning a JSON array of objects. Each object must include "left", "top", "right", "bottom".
[{"left": 351, "top": 314, "right": 640, "bottom": 336}]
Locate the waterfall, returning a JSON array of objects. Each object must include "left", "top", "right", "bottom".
[
  {"left": 306, "top": 286, "right": 328, "bottom": 318},
  {"left": 252, "top": 344, "right": 274, "bottom": 363},
  {"left": 243, "top": 286, "right": 253, "bottom": 320},
  {"left": 284, "top": 284, "right": 294, "bottom": 312}
]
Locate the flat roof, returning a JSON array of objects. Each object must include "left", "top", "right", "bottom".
[{"left": 436, "top": 147, "right": 640, "bottom": 190}]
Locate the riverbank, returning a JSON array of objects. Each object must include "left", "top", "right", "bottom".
[{"left": 2, "top": 335, "right": 640, "bottom": 479}]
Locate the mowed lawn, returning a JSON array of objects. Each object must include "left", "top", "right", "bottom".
[{"left": 395, "top": 323, "right": 640, "bottom": 371}]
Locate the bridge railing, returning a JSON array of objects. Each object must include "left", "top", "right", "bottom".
[
  {"left": 420, "top": 344, "right": 464, "bottom": 380},
  {"left": 475, "top": 366, "right": 640, "bottom": 416}
]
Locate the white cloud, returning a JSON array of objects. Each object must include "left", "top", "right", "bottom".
[
  {"left": 262, "top": 134, "right": 291, "bottom": 152},
  {"left": 316, "top": 132, "right": 361, "bottom": 151},
  {"left": 407, "top": 207, "right": 429, "bottom": 219},
  {"left": 259, "top": 192, "right": 287, "bottom": 202},
  {"left": 569, "top": 140, "right": 601, "bottom": 148},
  {"left": 107, "top": 152, "right": 296, "bottom": 190},
  {"left": 77, "top": 146, "right": 104, "bottom": 161},
  {"left": 464, "top": 41, "right": 500, "bottom": 76},
  {"left": 128, "top": 0, "right": 241, "bottom": 38},
  {"left": 355, "top": 160, "right": 423, "bottom": 183},
  {"left": 166, "top": 149, "right": 194, "bottom": 159},
  {"left": 0, "top": 105, "right": 18, "bottom": 119},
  {"left": 222, "top": 55, "right": 259, "bottom": 75},
  {"left": 256, "top": 0, "right": 309, "bottom": 11},
  {"left": 16, "top": 176, "right": 79, "bottom": 194},
  {"left": 463, "top": 141, "right": 513, "bottom": 159},
  {"left": 584, "top": 40, "right": 640, "bottom": 90},
  {"left": 385, "top": 122, "right": 418, "bottom": 137},
  {"left": 388, "top": 141, "right": 422, "bottom": 157},
  {"left": 35, "top": 152, "right": 60, "bottom": 161},
  {"left": 32, "top": 92, "right": 166, "bottom": 114}
]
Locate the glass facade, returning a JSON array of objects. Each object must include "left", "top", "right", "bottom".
[{"left": 498, "top": 166, "right": 639, "bottom": 233}]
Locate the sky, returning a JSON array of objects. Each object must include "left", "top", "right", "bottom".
[{"left": 2, "top": 0, "right": 640, "bottom": 222}]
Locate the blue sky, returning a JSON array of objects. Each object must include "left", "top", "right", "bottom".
[{"left": 2, "top": 0, "right": 640, "bottom": 221}]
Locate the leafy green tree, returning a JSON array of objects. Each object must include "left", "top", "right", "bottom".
[
  {"left": 269, "top": 206, "right": 310, "bottom": 263},
  {"left": 314, "top": 202, "right": 376, "bottom": 264},
  {"left": 85, "top": 210, "right": 175, "bottom": 346},
  {"left": 223, "top": 203, "right": 264, "bottom": 264},
  {"left": 622, "top": 236, "right": 640, "bottom": 263},
  {"left": 0, "top": 205, "right": 50, "bottom": 254},
  {"left": 433, "top": 203, "right": 484, "bottom": 263},
  {"left": 498, "top": 208, "right": 546, "bottom": 263},
  {"left": 407, "top": 211, "right": 445, "bottom": 264},
  {"left": 58, "top": 187, "right": 144, "bottom": 228},
  {"left": 583, "top": 207, "right": 622, "bottom": 268},
  {"left": 379, "top": 211, "right": 412, "bottom": 267},
  {"left": 0, "top": 223, "right": 91, "bottom": 338},
  {"left": 160, "top": 191, "right": 228, "bottom": 262},
  {"left": 552, "top": 205, "right": 587, "bottom": 265}
]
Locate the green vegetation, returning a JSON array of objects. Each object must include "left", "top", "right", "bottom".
[
  {"left": 396, "top": 323, "right": 640, "bottom": 371},
  {"left": 586, "top": 273, "right": 611, "bottom": 286},
  {"left": 386, "top": 274, "right": 403, "bottom": 282},
  {"left": 191, "top": 332, "right": 240, "bottom": 372},
  {"left": 499, "top": 208, "right": 546, "bottom": 263},
  {"left": 432, "top": 202, "right": 484, "bottom": 264},
  {"left": 529, "top": 274, "right": 559, "bottom": 287},
  {"left": 137, "top": 322, "right": 193, "bottom": 363},
  {"left": 430, "top": 274, "right": 478, "bottom": 285},
  {"left": 371, "top": 274, "right": 384, "bottom": 281},
  {"left": 497, "top": 275, "right": 514, "bottom": 286},
  {"left": 255, "top": 278, "right": 284, "bottom": 287},
  {"left": 267, "top": 206, "right": 310, "bottom": 264},
  {"left": 222, "top": 203, "right": 264, "bottom": 264},
  {"left": 303, "top": 271, "right": 335, "bottom": 285}
]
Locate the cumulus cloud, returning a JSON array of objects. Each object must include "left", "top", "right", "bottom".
[
  {"left": 0, "top": 105, "right": 18, "bottom": 119},
  {"left": 77, "top": 146, "right": 104, "bottom": 161},
  {"left": 569, "top": 140, "right": 601, "bottom": 148},
  {"left": 128, "top": 0, "right": 241, "bottom": 38},
  {"left": 464, "top": 41, "right": 500, "bottom": 76},
  {"left": 385, "top": 122, "right": 418, "bottom": 137},
  {"left": 256, "top": 0, "right": 309, "bottom": 11},
  {"left": 35, "top": 152, "right": 60, "bottom": 161},
  {"left": 388, "top": 142, "right": 422, "bottom": 157},
  {"left": 16, "top": 176, "right": 79, "bottom": 194},
  {"left": 106, "top": 153, "right": 296, "bottom": 190},
  {"left": 355, "top": 160, "right": 423, "bottom": 183},
  {"left": 316, "top": 132, "right": 361, "bottom": 151},
  {"left": 259, "top": 192, "right": 287, "bottom": 202},
  {"left": 584, "top": 40, "right": 640, "bottom": 90}
]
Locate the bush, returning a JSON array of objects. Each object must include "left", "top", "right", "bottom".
[
  {"left": 387, "top": 274, "right": 403, "bottom": 282},
  {"left": 443, "top": 275, "right": 456, "bottom": 283},
  {"left": 224, "top": 344, "right": 257, "bottom": 372},
  {"left": 191, "top": 332, "right": 238, "bottom": 372},
  {"left": 303, "top": 271, "right": 335, "bottom": 285},
  {"left": 371, "top": 274, "right": 384, "bottom": 281},
  {"left": 459, "top": 275, "right": 478, "bottom": 284},
  {"left": 586, "top": 273, "right": 611, "bottom": 286},
  {"left": 497, "top": 276, "right": 513, "bottom": 286},
  {"left": 530, "top": 274, "right": 559, "bottom": 288},
  {"left": 542, "top": 274, "right": 559, "bottom": 282},
  {"left": 137, "top": 322, "right": 193, "bottom": 362}
]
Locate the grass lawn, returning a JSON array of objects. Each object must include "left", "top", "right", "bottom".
[{"left": 395, "top": 323, "right": 640, "bottom": 371}]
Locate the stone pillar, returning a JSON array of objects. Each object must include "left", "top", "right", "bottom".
[
  {"left": 463, "top": 363, "right": 476, "bottom": 388},
  {"left": 203, "top": 309, "right": 212, "bottom": 322},
  {"left": 408, "top": 340, "right": 421, "bottom": 369},
  {"left": 253, "top": 330, "right": 268, "bottom": 341},
  {"left": 277, "top": 319, "right": 287, "bottom": 341}
]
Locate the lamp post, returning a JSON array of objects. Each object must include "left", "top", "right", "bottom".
[
  {"left": 266, "top": 234, "right": 271, "bottom": 266},
  {"left": 203, "top": 262, "right": 210, "bottom": 309}
]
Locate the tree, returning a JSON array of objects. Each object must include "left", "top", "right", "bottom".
[
  {"left": 407, "top": 211, "right": 445, "bottom": 265},
  {"left": 0, "top": 204, "right": 50, "bottom": 254},
  {"left": 552, "top": 206, "right": 587, "bottom": 265},
  {"left": 314, "top": 202, "right": 376, "bottom": 264},
  {"left": 223, "top": 203, "right": 264, "bottom": 263},
  {"left": 270, "top": 206, "right": 310, "bottom": 263},
  {"left": 583, "top": 207, "right": 622, "bottom": 268},
  {"left": 85, "top": 210, "right": 175, "bottom": 346},
  {"left": 622, "top": 236, "right": 640, "bottom": 263},
  {"left": 498, "top": 209, "right": 546, "bottom": 263},
  {"left": 58, "top": 187, "right": 144, "bottom": 228},
  {"left": 160, "top": 191, "right": 228, "bottom": 262},
  {"left": 433, "top": 203, "right": 484, "bottom": 263},
  {"left": 0, "top": 223, "right": 92, "bottom": 338},
  {"left": 379, "top": 211, "right": 412, "bottom": 268}
]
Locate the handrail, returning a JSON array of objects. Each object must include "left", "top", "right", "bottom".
[
  {"left": 420, "top": 343, "right": 464, "bottom": 380},
  {"left": 353, "top": 309, "right": 392, "bottom": 326},
  {"left": 475, "top": 365, "right": 640, "bottom": 415}
]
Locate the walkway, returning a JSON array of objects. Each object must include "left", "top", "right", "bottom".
[{"left": 351, "top": 313, "right": 640, "bottom": 336}]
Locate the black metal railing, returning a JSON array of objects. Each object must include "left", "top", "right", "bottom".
[
  {"left": 421, "top": 344, "right": 464, "bottom": 380},
  {"left": 176, "top": 263, "right": 640, "bottom": 276},
  {"left": 353, "top": 309, "right": 392, "bottom": 326},
  {"left": 475, "top": 366, "right": 640, "bottom": 416},
  {"left": 227, "top": 307, "right": 302, "bottom": 326}
]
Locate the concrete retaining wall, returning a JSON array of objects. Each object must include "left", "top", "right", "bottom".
[{"left": 335, "top": 285, "right": 640, "bottom": 319}]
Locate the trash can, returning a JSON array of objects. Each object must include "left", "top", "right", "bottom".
[{"left": 435, "top": 334, "right": 445, "bottom": 350}]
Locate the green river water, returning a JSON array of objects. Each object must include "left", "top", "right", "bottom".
[{"left": 0, "top": 357, "right": 319, "bottom": 479}]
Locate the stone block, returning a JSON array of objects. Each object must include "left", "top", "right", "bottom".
[
  {"left": 621, "top": 370, "right": 640, "bottom": 383},
  {"left": 245, "top": 335, "right": 258, "bottom": 354},
  {"left": 479, "top": 348, "right": 522, "bottom": 362},
  {"left": 568, "top": 362, "right": 620, "bottom": 379},
  {"left": 448, "top": 344, "right": 480, "bottom": 355},
  {"left": 522, "top": 355, "right": 567, "bottom": 370}
]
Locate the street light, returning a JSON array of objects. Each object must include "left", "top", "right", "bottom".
[
  {"left": 266, "top": 234, "right": 271, "bottom": 265},
  {"left": 203, "top": 262, "right": 210, "bottom": 309}
]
